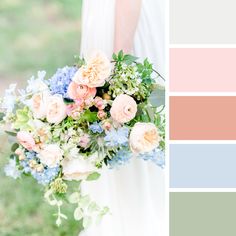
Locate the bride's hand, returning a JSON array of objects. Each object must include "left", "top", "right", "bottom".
[{"left": 114, "top": 0, "right": 142, "bottom": 54}]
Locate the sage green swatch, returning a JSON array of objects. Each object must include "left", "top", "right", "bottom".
[{"left": 170, "top": 193, "right": 236, "bottom": 236}]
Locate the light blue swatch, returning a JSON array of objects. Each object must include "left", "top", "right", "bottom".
[{"left": 170, "top": 144, "right": 236, "bottom": 188}]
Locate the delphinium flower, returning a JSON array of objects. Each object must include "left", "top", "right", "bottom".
[
  {"left": 104, "top": 127, "right": 129, "bottom": 147},
  {"left": 20, "top": 151, "right": 60, "bottom": 185},
  {"left": 49, "top": 66, "right": 77, "bottom": 98},
  {"left": 108, "top": 149, "right": 132, "bottom": 168},
  {"left": 4, "top": 159, "right": 21, "bottom": 179},
  {"left": 138, "top": 148, "right": 165, "bottom": 169},
  {"left": 89, "top": 122, "right": 103, "bottom": 134}
]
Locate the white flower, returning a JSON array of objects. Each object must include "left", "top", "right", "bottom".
[
  {"left": 4, "top": 159, "right": 21, "bottom": 179},
  {"left": 26, "top": 71, "right": 48, "bottom": 93},
  {"left": 46, "top": 95, "right": 67, "bottom": 124},
  {"left": 39, "top": 144, "right": 63, "bottom": 168},
  {"left": 61, "top": 155, "right": 95, "bottom": 181},
  {"left": 30, "top": 92, "right": 49, "bottom": 119},
  {"left": 129, "top": 122, "right": 160, "bottom": 153},
  {"left": 1, "top": 84, "right": 17, "bottom": 113}
]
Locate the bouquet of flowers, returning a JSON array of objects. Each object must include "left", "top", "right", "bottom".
[{"left": 1, "top": 50, "right": 165, "bottom": 228}]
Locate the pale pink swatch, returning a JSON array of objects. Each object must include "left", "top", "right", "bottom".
[{"left": 170, "top": 48, "right": 236, "bottom": 92}]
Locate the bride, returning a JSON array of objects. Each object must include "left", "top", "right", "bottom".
[{"left": 79, "top": 0, "right": 165, "bottom": 236}]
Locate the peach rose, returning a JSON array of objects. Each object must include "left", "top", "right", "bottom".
[
  {"left": 17, "top": 131, "right": 35, "bottom": 151},
  {"left": 61, "top": 156, "right": 95, "bottom": 181},
  {"left": 31, "top": 92, "right": 49, "bottom": 119},
  {"left": 129, "top": 122, "right": 160, "bottom": 153},
  {"left": 110, "top": 94, "right": 137, "bottom": 123},
  {"left": 39, "top": 144, "right": 63, "bottom": 168},
  {"left": 73, "top": 51, "right": 111, "bottom": 88},
  {"left": 46, "top": 95, "right": 67, "bottom": 124},
  {"left": 68, "top": 82, "right": 96, "bottom": 100}
]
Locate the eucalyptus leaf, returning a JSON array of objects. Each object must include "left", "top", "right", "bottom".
[
  {"left": 74, "top": 207, "right": 83, "bottom": 221},
  {"left": 0, "top": 112, "right": 4, "bottom": 121},
  {"left": 5, "top": 131, "right": 17, "bottom": 137},
  {"left": 83, "top": 216, "right": 92, "bottom": 229},
  {"left": 86, "top": 172, "right": 101, "bottom": 181},
  {"left": 150, "top": 86, "right": 165, "bottom": 107},
  {"left": 69, "top": 192, "right": 80, "bottom": 204},
  {"left": 11, "top": 143, "right": 19, "bottom": 152}
]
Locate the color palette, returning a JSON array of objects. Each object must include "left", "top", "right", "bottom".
[{"left": 169, "top": 0, "right": 236, "bottom": 234}]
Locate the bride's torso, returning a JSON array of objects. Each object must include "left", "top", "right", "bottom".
[{"left": 80, "top": 0, "right": 165, "bottom": 77}]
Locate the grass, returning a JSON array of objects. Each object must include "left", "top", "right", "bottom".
[{"left": 0, "top": 1, "right": 83, "bottom": 235}]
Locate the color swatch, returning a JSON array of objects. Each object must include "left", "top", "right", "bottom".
[
  {"left": 170, "top": 48, "right": 236, "bottom": 92},
  {"left": 170, "top": 96, "right": 236, "bottom": 140},
  {"left": 170, "top": 193, "right": 236, "bottom": 236},
  {"left": 170, "top": 0, "right": 236, "bottom": 43},
  {"left": 170, "top": 144, "right": 236, "bottom": 188}
]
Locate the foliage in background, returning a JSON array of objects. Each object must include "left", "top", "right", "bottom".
[{"left": 0, "top": 0, "right": 82, "bottom": 235}]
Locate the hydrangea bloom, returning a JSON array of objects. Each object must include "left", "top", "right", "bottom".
[
  {"left": 138, "top": 148, "right": 165, "bottom": 168},
  {"left": 89, "top": 122, "right": 103, "bottom": 134},
  {"left": 108, "top": 149, "right": 132, "bottom": 168},
  {"left": 104, "top": 127, "right": 129, "bottom": 147},
  {"left": 4, "top": 159, "right": 21, "bottom": 179},
  {"left": 20, "top": 151, "right": 60, "bottom": 185},
  {"left": 49, "top": 66, "right": 77, "bottom": 98}
]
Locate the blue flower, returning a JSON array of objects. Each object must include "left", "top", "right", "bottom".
[
  {"left": 89, "top": 122, "right": 103, "bottom": 134},
  {"left": 49, "top": 66, "right": 77, "bottom": 98},
  {"left": 104, "top": 127, "right": 129, "bottom": 147},
  {"left": 138, "top": 148, "right": 165, "bottom": 168},
  {"left": 108, "top": 149, "right": 132, "bottom": 168},
  {"left": 20, "top": 151, "right": 60, "bottom": 185},
  {"left": 31, "top": 166, "right": 60, "bottom": 185},
  {"left": 4, "top": 159, "right": 21, "bottom": 179}
]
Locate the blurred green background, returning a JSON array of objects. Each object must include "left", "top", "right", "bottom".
[{"left": 0, "top": 0, "right": 82, "bottom": 235}]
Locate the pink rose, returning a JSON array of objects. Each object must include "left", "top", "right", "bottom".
[
  {"left": 68, "top": 82, "right": 96, "bottom": 100},
  {"left": 94, "top": 96, "right": 106, "bottom": 110},
  {"left": 17, "top": 131, "right": 35, "bottom": 151},
  {"left": 79, "top": 134, "right": 90, "bottom": 148},
  {"left": 72, "top": 51, "right": 111, "bottom": 88},
  {"left": 110, "top": 94, "right": 137, "bottom": 123}
]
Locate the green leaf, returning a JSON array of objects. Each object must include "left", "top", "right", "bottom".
[
  {"left": 11, "top": 143, "right": 19, "bottom": 152},
  {"left": 5, "top": 131, "right": 17, "bottom": 137},
  {"left": 112, "top": 53, "right": 117, "bottom": 61},
  {"left": 81, "top": 110, "right": 98, "bottom": 123},
  {"left": 150, "top": 86, "right": 165, "bottom": 107},
  {"left": 83, "top": 216, "right": 92, "bottom": 229},
  {"left": 86, "top": 172, "right": 101, "bottom": 181},
  {"left": 74, "top": 207, "right": 83, "bottom": 221},
  {"left": 0, "top": 112, "right": 4, "bottom": 121},
  {"left": 69, "top": 192, "right": 80, "bottom": 204}
]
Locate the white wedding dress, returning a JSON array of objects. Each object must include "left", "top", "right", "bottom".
[{"left": 80, "top": 1, "right": 165, "bottom": 236}]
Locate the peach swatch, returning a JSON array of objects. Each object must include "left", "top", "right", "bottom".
[
  {"left": 170, "top": 96, "right": 236, "bottom": 140},
  {"left": 170, "top": 48, "right": 236, "bottom": 92}
]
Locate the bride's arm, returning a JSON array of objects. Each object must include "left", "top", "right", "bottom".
[{"left": 114, "top": 0, "right": 142, "bottom": 53}]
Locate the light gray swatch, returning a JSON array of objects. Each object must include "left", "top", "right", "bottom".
[
  {"left": 170, "top": 144, "right": 236, "bottom": 188},
  {"left": 170, "top": 0, "right": 236, "bottom": 44}
]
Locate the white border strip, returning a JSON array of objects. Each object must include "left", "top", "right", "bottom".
[
  {"left": 169, "top": 140, "right": 236, "bottom": 144},
  {"left": 169, "top": 92, "right": 236, "bottom": 96},
  {"left": 170, "top": 44, "right": 236, "bottom": 48},
  {"left": 170, "top": 188, "right": 236, "bottom": 192}
]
